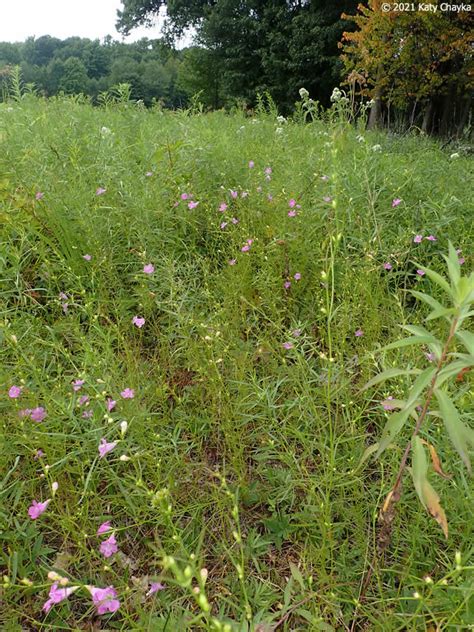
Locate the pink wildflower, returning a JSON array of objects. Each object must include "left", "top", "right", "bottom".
[
  {"left": 28, "top": 499, "right": 51, "bottom": 520},
  {"left": 267, "top": 193, "right": 273, "bottom": 201},
  {"left": 132, "top": 316, "right": 145, "bottom": 328},
  {"left": 219, "top": 202, "right": 228, "bottom": 212},
  {"left": 35, "top": 191, "right": 44, "bottom": 200},
  {"left": 230, "top": 190, "right": 238, "bottom": 199},
  {"left": 78, "top": 395, "right": 89, "bottom": 406},
  {"left": 121, "top": 388, "right": 134, "bottom": 399},
  {"left": 31, "top": 407, "right": 47, "bottom": 422},
  {"left": 106, "top": 397, "right": 116, "bottom": 411},
  {"left": 413, "top": 235, "right": 423, "bottom": 243},
  {"left": 83, "top": 254, "right": 92, "bottom": 261},
  {"left": 416, "top": 269, "right": 425, "bottom": 276},
  {"left": 143, "top": 263, "right": 155, "bottom": 274},
  {"left": 228, "top": 259, "right": 236, "bottom": 266},
  {"left": 82, "top": 410, "right": 93, "bottom": 419},
  {"left": 392, "top": 198, "right": 402, "bottom": 207},
  {"left": 425, "top": 235, "right": 437, "bottom": 242},
  {"left": 231, "top": 217, "right": 239, "bottom": 224},
  {"left": 146, "top": 582, "right": 165, "bottom": 596},
  {"left": 34, "top": 449, "right": 45, "bottom": 460},
  {"left": 8, "top": 385, "right": 22, "bottom": 398},
  {"left": 72, "top": 379, "right": 84, "bottom": 392},
  {"left": 294, "top": 272, "right": 301, "bottom": 281},
  {"left": 284, "top": 281, "right": 291, "bottom": 289},
  {"left": 459, "top": 257, "right": 465, "bottom": 265},
  {"left": 292, "top": 329, "right": 302, "bottom": 337},
  {"left": 99, "top": 533, "right": 118, "bottom": 558},
  {"left": 220, "top": 221, "right": 228, "bottom": 229},
  {"left": 98, "top": 438, "right": 117, "bottom": 459},
  {"left": 188, "top": 201, "right": 199, "bottom": 209},
  {"left": 288, "top": 210, "right": 297, "bottom": 217},
  {"left": 288, "top": 199, "right": 296, "bottom": 208},
  {"left": 321, "top": 175, "right": 329, "bottom": 181},
  {"left": 43, "top": 583, "right": 78, "bottom": 613},
  {"left": 264, "top": 167, "right": 272, "bottom": 175},
  {"left": 180, "top": 193, "right": 189, "bottom": 200},
  {"left": 241, "top": 245, "right": 250, "bottom": 252},
  {"left": 382, "top": 396, "right": 395, "bottom": 411},
  {"left": 323, "top": 196, "right": 332, "bottom": 203},
  {"left": 248, "top": 160, "right": 255, "bottom": 169},
  {"left": 88, "top": 586, "right": 120, "bottom": 615},
  {"left": 355, "top": 329, "right": 364, "bottom": 337},
  {"left": 145, "top": 171, "right": 153, "bottom": 177},
  {"left": 241, "top": 191, "right": 248, "bottom": 198},
  {"left": 383, "top": 262, "right": 392, "bottom": 270},
  {"left": 283, "top": 342, "right": 294, "bottom": 350},
  {"left": 96, "top": 187, "right": 106, "bottom": 196},
  {"left": 425, "top": 352, "right": 436, "bottom": 362},
  {"left": 97, "top": 521, "right": 112, "bottom": 535}
]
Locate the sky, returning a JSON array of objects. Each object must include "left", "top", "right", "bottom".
[{"left": 0, "top": 0, "right": 168, "bottom": 43}]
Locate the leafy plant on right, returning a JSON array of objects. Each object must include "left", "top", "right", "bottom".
[{"left": 363, "top": 243, "right": 473, "bottom": 544}]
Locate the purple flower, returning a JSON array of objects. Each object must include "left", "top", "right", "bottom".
[
  {"left": 219, "top": 202, "right": 228, "bottom": 212},
  {"left": 143, "top": 263, "right": 155, "bottom": 274},
  {"left": 294, "top": 272, "right": 301, "bottom": 281},
  {"left": 288, "top": 210, "right": 297, "bottom": 217},
  {"left": 88, "top": 586, "right": 120, "bottom": 615},
  {"left": 241, "top": 245, "right": 250, "bottom": 252},
  {"left": 35, "top": 191, "right": 44, "bottom": 200},
  {"left": 72, "top": 379, "right": 84, "bottom": 392},
  {"left": 97, "top": 521, "right": 112, "bottom": 535},
  {"left": 8, "top": 385, "right": 22, "bottom": 398},
  {"left": 98, "top": 438, "right": 117, "bottom": 459},
  {"left": 78, "top": 395, "right": 89, "bottom": 406},
  {"left": 145, "top": 171, "right": 153, "bottom": 177},
  {"left": 132, "top": 316, "right": 145, "bottom": 328},
  {"left": 106, "top": 397, "right": 116, "bottom": 412},
  {"left": 146, "top": 582, "right": 165, "bottom": 596},
  {"left": 99, "top": 533, "right": 118, "bottom": 558},
  {"left": 323, "top": 196, "right": 332, "bottom": 203},
  {"left": 31, "top": 407, "right": 47, "bottom": 422},
  {"left": 355, "top": 329, "right": 364, "bottom": 337},
  {"left": 292, "top": 329, "right": 302, "bottom": 337},
  {"left": 28, "top": 499, "right": 51, "bottom": 519},
  {"left": 43, "top": 583, "right": 78, "bottom": 613},
  {"left": 188, "top": 201, "right": 199, "bottom": 209},
  {"left": 220, "top": 222, "right": 228, "bottom": 229},
  {"left": 34, "top": 449, "right": 45, "bottom": 460},
  {"left": 231, "top": 217, "right": 239, "bottom": 224},
  {"left": 392, "top": 198, "right": 402, "bottom": 207},
  {"left": 382, "top": 396, "right": 395, "bottom": 411},
  {"left": 383, "top": 262, "right": 392, "bottom": 270},
  {"left": 248, "top": 161, "right": 255, "bottom": 169},
  {"left": 83, "top": 254, "right": 92, "bottom": 261},
  {"left": 321, "top": 175, "right": 329, "bottom": 181},
  {"left": 267, "top": 193, "right": 273, "bottom": 201},
  {"left": 230, "top": 190, "right": 238, "bottom": 199},
  {"left": 96, "top": 187, "right": 106, "bottom": 196},
  {"left": 241, "top": 191, "right": 248, "bottom": 198},
  {"left": 459, "top": 257, "right": 465, "bottom": 265},
  {"left": 121, "top": 388, "right": 134, "bottom": 399},
  {"left": 264, "top": 167, "right": 272, "bottom": 175},
  {"left": 284, "top": 281, "right": 291, "bottom": 289},
  {"left": 413, "top": 235, "right": 423, "bottom": 244},
  {"left": 283, "top": 342, "right": 294, "bottom": 350},
  {"left": 288, "top": 199, "right": 296, "bottom": 208},
  {"left": 425, "top": 352, "right": 436, "bottom": 362},
  {"left": 425, "top": 235, "right": 437, "bottom": 242},
  {"left": 82, "top": 409, "right": 93, "bottom": 419},
  {"left": 180, "top": 193, "right": 189, "bottom": 200},
  {"left": 416, "top": 269, "right": 425, "bottom": 276},
  {"left": 228, "top": 259, "right": 236, "bottom": 266}
]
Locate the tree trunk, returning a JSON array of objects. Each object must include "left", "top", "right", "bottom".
[
  {"left": 367, "top": 84, "right": 383, "bottom": 130},
  {"left": 439, "top": 89, "right": 454, "bottom": 137},
  {"left": 456, "top": 94, "right": 472, "bottom": 137},
  {"left": 421, "top": 99, "right": 434, "bottom": 134}
]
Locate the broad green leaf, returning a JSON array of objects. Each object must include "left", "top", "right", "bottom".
[
  {"left": 443, "top": 242, "right": 460, "bottom": 288},
  {"left": 419, "top": 265, "right": 452, "bottom": 297},
  {"left": 435, "top": 389, "right": 474, "bottom": 474},
  {"left": 380, "top": 335, "right": 437, "bottom": 352},
  {"left": 411, "top": 437, "right": 448, "bottom": 538},
  {"left": 410, "top": 290, "right": 445, "bottom": 312},
  {"left": 456, "top": 330, "right": 474, "bottom": 355},
  {"left": 376, "top": 409, "right": 411, "bottom": 458},
  {"left": 405, "top": 367, "right": 436, "bottom": 408},
  {"left": 436, "top": 360, "right": 473, "bottom": 388},
  {"left": 362, "top": 367, "right": 420, "bottom": 391},
  {"left": 403, "top": 324, "right": 436, "bottom": 338},
  {"left": 426, "top": 307, "right": 455, "bottom": 322}
]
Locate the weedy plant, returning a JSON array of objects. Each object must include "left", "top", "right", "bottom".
[{"left": 363, "top": 242, "right": 474, "bottom": 547}]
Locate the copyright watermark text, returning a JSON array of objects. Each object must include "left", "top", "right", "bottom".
[{"left": 381, "top": 3, "right": 471, "bottom": 11}]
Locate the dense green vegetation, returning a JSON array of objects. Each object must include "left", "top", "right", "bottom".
[{"left": 1, "top": 93, "right": 473, "bottom": 630}]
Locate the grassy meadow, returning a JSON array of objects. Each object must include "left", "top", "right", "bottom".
[{"left": 1, "top": 94, "right": 473, "bottom": 630}]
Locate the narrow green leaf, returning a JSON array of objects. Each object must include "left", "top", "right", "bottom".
[
  {"left": 403, "top": 324, "right": 436, "bottom": 338},
  {"left": 419, "top": 266, "right": 452, "bottom": 297},
  {"left": 410, "top": 290, "right": 445, "bottom": 312},
  {"left": 405, "top": 367, "right": 436, "bottom": 408},
  {"left": 443, "top": 242, "right": 460, "bottom": 288},
  {"left": 435, "top": 389, "right": 474, "bottom": 474},
  {"left": 380, "top": 336, "right": 437, "bottom": 352},
  {"left": 436, "top": 360, "right": 473, "bottom": 388},
  {"left": 456, "top": 330, "right": 474, "bottom": 355},
  {"left": 376, "top": 409, "right": 411, "bottom": 458},
  {"left": 362, "top": 368, "right": 420, "bottom": 391},
  {"left": 426, "top": 307, "right": 455, "bottom": 322}
]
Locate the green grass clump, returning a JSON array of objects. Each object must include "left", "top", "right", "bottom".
[{"left": 1, "top": 96, "right": 473, "bottom": 630}]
